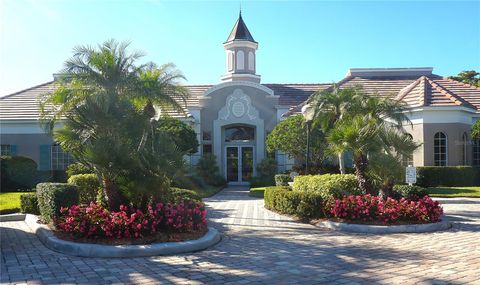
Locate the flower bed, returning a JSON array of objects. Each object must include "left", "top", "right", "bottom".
[
  {"left": 327, "top": 194, "right": 443, "bottom": 224},
  {"left": 54, "top": 200, "right": 207, "bottom": 243}
]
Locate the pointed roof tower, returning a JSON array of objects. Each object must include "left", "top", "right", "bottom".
[
  {"left": 221, "top": 11, "right": 260, "bottom": 83},
  {"left": 225, "top": 11, "right": 257, "bottom": 43}
]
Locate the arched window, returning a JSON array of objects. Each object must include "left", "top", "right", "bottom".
[
  {"left": 402, "top": 134, "right": 414, "bottom": 166},
  {"left": 473, "top": 138, "right": 480, "bottom": 166},
  {"left": 225, "top": 125, "right": 254, "bottom": 142},
  {"left": 248, "top": 51, "right": 255, "bottom": 71},
  {"left": 434, "top": 132, "right": 447, "bottom": 166},
  {"left": 462, "top": 132, "right": 468, "bottom": 165},
  {"left": 236, "top": 50, "right": 244, "bottom": 70}
]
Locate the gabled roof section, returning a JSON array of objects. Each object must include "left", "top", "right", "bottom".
[{"left": 225, "top": 12, "right": 257, "bottom": 43}]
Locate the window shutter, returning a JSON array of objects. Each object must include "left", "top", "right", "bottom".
[
  {"left": 39, "top": 145, "right": 51, "bottom": 170},
  {"left": 10, "top": 145, "right": 17, "bottom": 155}
]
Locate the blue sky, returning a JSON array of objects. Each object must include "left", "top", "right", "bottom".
[{"left": 1, "top": 0, "right": 479, "bottom": 96}]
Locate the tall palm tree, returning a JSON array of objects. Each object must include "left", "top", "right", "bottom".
[{"left": 40, "top": 40, "right": 188, "bottom": 210}]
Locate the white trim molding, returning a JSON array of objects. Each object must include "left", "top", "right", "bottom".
[{"left": 201, "top": 81, "right": 275, "bottom": 98}]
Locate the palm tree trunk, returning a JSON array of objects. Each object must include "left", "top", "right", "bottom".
[
  {"left": 379, "top": 179, "right": 394, "bottom": 199},
  {"left": 353, "top": 154, "right": 373, "bottom": 194},
  {"left": 102, "top": 175, "right": 122, "bottom": 211},
  {"left": 338, "top": 152, "right": 345, "bottom": 174}
]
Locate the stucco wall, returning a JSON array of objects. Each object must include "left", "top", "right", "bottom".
[
  {"left": 0, "top": 133, "right": 53, "bottom": 168},
  {"left": 422, "top": 123, "right": 472, "bottom": 166},
  {"left": 199, "top": 83, "right": 279, "bottom": 174}
]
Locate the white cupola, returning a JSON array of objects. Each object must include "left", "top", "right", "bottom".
[{"left": 221, "top": 12, "right": 260, "bottom": 83}]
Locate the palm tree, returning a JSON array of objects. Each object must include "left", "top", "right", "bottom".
[
  {"left": 309, "top": 87, "right": 419, "bottom": 195},
  {"left": 308, "top": 86, "right": 365, "bottom": 173},
  {"left": 40, "top": 40, "right": 188, "bottom": 210}
]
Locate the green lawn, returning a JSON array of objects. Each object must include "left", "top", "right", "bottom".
[
  {"left": 249, "top": 187, "right": 266, "bottom": 198},
  {"left": 0, "top": 192, "right": 35, "bottom": 214},
  {"left": 426, "top": 186, "right": 480, "bottom": 198},
  {"left": 192, "top": 185, "right": 224, "bottom": 198}
]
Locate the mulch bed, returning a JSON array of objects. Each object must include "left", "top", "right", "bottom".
[{"left": 51, "top": 227, "right": 208, "bottom": 245}]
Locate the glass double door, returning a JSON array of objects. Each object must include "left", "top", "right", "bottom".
[{"left": 226, "top": 146, "right": 254, "bottom": 183}]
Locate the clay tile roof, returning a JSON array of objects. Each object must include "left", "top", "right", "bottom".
[
  {"left": 0, "top": 82, "right": 331, "bottom": 121},
  {"left": 225, "top": 12, "right": 257, "bottom": 43}
]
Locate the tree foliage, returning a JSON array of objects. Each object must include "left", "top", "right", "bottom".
[
  {"left": 266, "top": 115, "right": 325, "bottom": 171},
  {"left": 40, "top": 40, "right": 189, "bottom": 210},
  {"left": 157, "top": 117, "right": 198, "bottom": 155},
  {"left": 472, "top": 120, "right": 480, "bottom": 140},
  {"left": 449, "top": 70, "right": 480, "bottom": 87},
  {"left": 308, "top": 87, "right": 420, "bottom": 195}
]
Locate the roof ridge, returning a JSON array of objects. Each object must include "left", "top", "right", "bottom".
[
  {"left": 425, "top": 77, "right": 474, "bottom": 108},
  {"left": 443, "top": 76, "right": 480, "bottom": 90},
  {"left": 1, "top": 81, "right": 55, "bottom": 99},
  {"left": 395, "top": 76, "right": 424, "bottom": 102}
]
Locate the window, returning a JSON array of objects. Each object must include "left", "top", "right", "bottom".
[
  {"left": 51, "top": 144, "right": 75, "bottom": 170},
  {"left": 462, "top": 132, "right": 468, "bottom": 165},
  {"left": 434, "top": 132, "right": 447, "bottom": 166},
  {"left": 202, "top": 144, "right": 212, "bottom": 154},
  {"left": 227, "top": 51, "right": 233, "bottom": 71},
  {"left": 1, "top": 144, "right": 11, "bottom": 155},
  {"left": 248, "top": 51, "right": 255, "bottom": 71},
  {"left": 473, "top": 139, "right": 480, "bottom": 166},
  {"left": 225, "top": 126, "right": 254, "bottom": 142},
  {"left": 202, "top": 131, "right": 212, "bottom": 141},
  {"left": 236, "top": 50, "right": 244, "bottom": 70}
]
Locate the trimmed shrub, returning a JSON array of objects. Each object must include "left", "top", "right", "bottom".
[
  {"left": 293, "top": 174, "right": 362, "bottom": 199},
  {"left": 55, "top": 201, "right": 207, "bottom": 238},
  {"left": 36, "top": 183, "right": 79, "bottom": 223},
  {"left": 166, "top": 187, "right": 201, "bottom": 203},
  {"left": 275, "top": 174, "right": 292, "bottom": 186},
  {"left": 20, "top": 193, "right": 40, "bottom": 215},
  {"left": 67, "top": 174, "right": 101, "bottom": 204},
  {"left": 392, "top": 185, "right": 427, "bottom": 199},
  {"left": 66, "top": 163, "right": 93, "bottom": 178},
  {"left": 0, "top": 156, "right": 38, "bottom": 191},
  {"left": 264, "top": 186, "right": 325, "bottom": 219},
  {"left": 196, "top": 154, "right": 227, "bottom": 186},
  {"left": 416, "top": 166, "right": 480, "bottom": 187}
]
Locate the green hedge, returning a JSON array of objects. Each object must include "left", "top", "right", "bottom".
[
  {"left": 20, "top": 193, "right": 40, "bottom": 215},
  {"left": 292, "top": 174, "right": 362, "bottom": 199},
  {"left": 66, "top": 163, "right": 93, "bottom": 178},
  {"left": 264, "top": 186, "right": 325, "bottom": 220},
  {"left": 0, "top": 156, "right": 38, "bottom": 191},
  {"left": 275, "top": 174, "right": 292, "bottom": 186},
  {"left": 416, "top": 166, "right": 480, "bottom": 187},
  {"left": 36, "top": 183, "right": 79, "bottom": 223},
  {"left": 67, "top": 174, "right": 101, "bottom": 204},
  {"left": 392, "top": 185, "right": 427, "bottom": 199},
  {"left": 165, "top": 187, "right": 202, "bottom": 203}
]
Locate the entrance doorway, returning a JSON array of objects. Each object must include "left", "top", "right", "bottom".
[{"left": 225, "top": 146, "right": 254, "bottom": 184}]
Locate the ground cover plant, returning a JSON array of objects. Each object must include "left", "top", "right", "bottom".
[{"left": 55, "top": 200, "right": 207, "bottom": 244}]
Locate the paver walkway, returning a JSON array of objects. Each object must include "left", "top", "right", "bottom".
[{"left": 1, "top": 187, "right": 480, "bottom": 285}]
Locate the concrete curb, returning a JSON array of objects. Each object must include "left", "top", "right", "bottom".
[
  {"left": 0, "top": 213, "right": 25, "bottom": 222},
  {"left": 316, "top": 218, "right": 452, "bottom": 234},
  {"left": 24, "top": 214, "right": 221, "bottom": 257}
]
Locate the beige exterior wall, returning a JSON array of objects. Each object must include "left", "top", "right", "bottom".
[
  {"left": 422, "top": 123, "right": 472, "bottom": 166},
  {"left": 404, "top": 123, "right": 424, "bottom": 166}
]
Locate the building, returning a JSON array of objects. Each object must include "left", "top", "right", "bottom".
[{"left": 1, "top": 13, "right": 479, "bottom": 185}]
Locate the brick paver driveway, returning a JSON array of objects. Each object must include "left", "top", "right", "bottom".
[{"left": 1, "top": 187, "right": 479, "bottom": 285}]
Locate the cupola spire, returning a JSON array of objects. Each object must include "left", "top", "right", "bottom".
[{"left": 221, "top": 12, "right": 260, "bottom": 83}]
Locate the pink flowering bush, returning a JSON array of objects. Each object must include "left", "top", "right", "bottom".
[
  {"left": 327, "top": 194, "right": 443, "bottom": 224},
  {"left": 55, "top": 200, "right": 207, "bottom": 239}
]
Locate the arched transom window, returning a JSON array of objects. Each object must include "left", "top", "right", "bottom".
[
  {"left": 434, "top": 132, "right": 447, "bottom": 166},
  {"left": 225, "top": 126, "right": 254, "bottom": 142}
]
